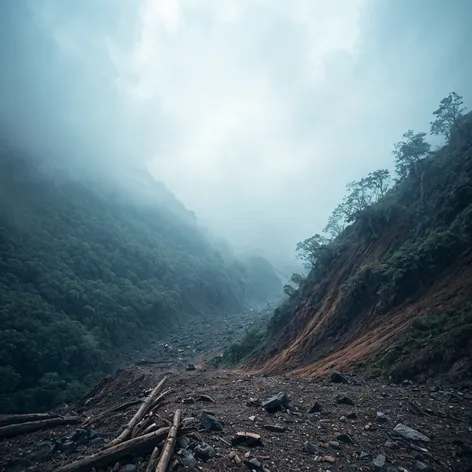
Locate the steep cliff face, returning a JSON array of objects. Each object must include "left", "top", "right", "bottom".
[{"left": 248, "top": 114, "right": 472, "bottom": 382}]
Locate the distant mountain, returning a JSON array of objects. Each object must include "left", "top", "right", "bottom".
[{"left": 0, "top": 147, "right": 281, "bottom": 412}]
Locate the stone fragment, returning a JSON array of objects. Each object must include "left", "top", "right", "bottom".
[
  {"left": 199, "top": 411, "right": 223, "bottom": 432},
  {"left": 330, "top": 371, "right": 348, "bottom": 383},
  {"left": 231, "top": 432, "right": 263, "bottom": 447},
  {"left": 262, "top": 393, "right": 290, "bottom": 413},
  {"left": 393, "top": 423, "right": 430, "bottom": 442},
  {"left": 336, "top": 394, "right": 355, "bottom": 406},
  {"left": 372, "top": 454, "right": 386, "bottom": 470}
]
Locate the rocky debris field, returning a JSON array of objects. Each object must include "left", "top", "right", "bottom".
[
  {"left": 1, "top": 307, "right": 472, "bottom": 472},
  {"left": 124, "top": 306, "right": 274, "bottom": 370},
  {"left": 1, "top": 364, "right": 472, "bottom": 472}
]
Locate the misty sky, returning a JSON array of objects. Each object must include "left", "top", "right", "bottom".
[{"left": 1, "top": 0, "right": 471, "bottom": 264}]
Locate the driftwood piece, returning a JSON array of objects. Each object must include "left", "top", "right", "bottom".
[
  {"left": 0, "top": 417, "right": 80, "bottom": 439},
  {"left": 83, "top": 399, "right": 143, "bottom": 427},
  {"left": 145, "top": 446, "right": 161, "bottom": 472},
  {"left": 156, "top": 409, "right": 181, "bottom": 472},
  {"left": 55, "top": 427, "right": 169, "bottom": 472},
  {"left": 0, "top": 413, "right": 60, "bottom": 428},
  {"left": 131, "top": 417, "right": 153, "bottom": 439},
  {"left": 108, "top": 376, "right": 167, "bottom": 447}
]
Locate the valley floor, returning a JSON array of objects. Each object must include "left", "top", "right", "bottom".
[{"left": 1, "top": 310, "right": 471, "bottom": 472}]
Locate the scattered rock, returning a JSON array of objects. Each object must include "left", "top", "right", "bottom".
[
  {"left": 229, "top": 451, "right": 243, "bottom": 466},
  {"left": 384, "top": 440, "right": 398, "bottom": 449},
  {"left": 123, "top": 465, "right": 137, "bottom": 472},
  {"left": 308, "top": 401, "right": 323, "bottom": 413},
  {"left": 194, "top": 444, "right": 216, "bottom": 461},
  {"left": 262, "top": 392, "right": 290, "bottom": 413},
  {"left": 178, "top": 450, "right": 197, "bottom": 467},
  {"left": 376, "top": 412, "right": 389, "bottom": 423},
  {"left": 372, "top": 454, "right": 386, "bottom": 470},
  {"left": 360, "top": 451, "right": 370, "bottom": 459},
  {"left": 393, "top": 423, "right": 431, "bottom": 442},
  {"left": 414, "top": 461, "right": 434, "bottom": 471},
  {"left": 263, "top": 424, "right": 286, "bottom": 433},
  {"left": 337, "top": 433, "right": 354, "bottom": 444},
  {"left": 244, "top": 457, "right": 270, "bottom": 472},
  {"left": 247, "top": 398, "right": 261, "bottom": 407},
  {"left": 328, "top": 441, "right": 341, "bottom": 450},
  {"left": 182, "top": 397, "right": 195, "bottom": 404},
  {"left": 331, "top": 371, "right": 348, "bottom": 384},
  {"left": 231, "top": 432, "right": 263, "bottom": 447},
  {"left": 347, "top": 412, "right": 358, "bottom": 419},
  {"left": 303, "top": 442, "right": 317, "bottom": 455},
  {"left": 322, "top": 456, "right": 336, "bottom": 464},
  {"left": 335, "top": 394, "right": 355, "bottom": 406},
  {"left": 186, "top": 364, "right": 196, "bottom": 371},
  {"left": 199, "top": 411, "right": 224, "bottom": 432}
]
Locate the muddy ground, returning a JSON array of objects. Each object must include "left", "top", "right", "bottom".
[{"left": 1, "top": 307, "right": 472, "bottom": 472}]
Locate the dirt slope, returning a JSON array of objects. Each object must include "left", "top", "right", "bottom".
[{"left": 247, "top": 120, "right": 472, "bottom": 381}]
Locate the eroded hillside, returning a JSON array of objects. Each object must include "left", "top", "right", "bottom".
[{"left": 245, "top": 100, "right": 472, "bottom": 382}]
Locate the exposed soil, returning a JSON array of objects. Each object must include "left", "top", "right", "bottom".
[
  {"left": 248, "top": 245, "right": 472, "bottom": 382},
  {"left": 1, "top": 308, "right": 472, "bottom": 472}
]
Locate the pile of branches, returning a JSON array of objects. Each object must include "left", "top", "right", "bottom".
[{"left": 2, "top": 376, "right": 187, "bottom": 472}]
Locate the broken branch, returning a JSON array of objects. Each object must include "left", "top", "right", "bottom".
[
  {"left": 155, "top": 409, "right": 181, "bottom": 472},
  {"left": 0, "top": 413, "right": 61, "bottom": 428},
  {"left": 55, "top": 427, "right": 169, "bottom": 472},
  {"left": 108, "top": 376, "right": 167, "bottom": 447},
  {"left": 0, "top": 417, "right": 79, "bottom": 439}
]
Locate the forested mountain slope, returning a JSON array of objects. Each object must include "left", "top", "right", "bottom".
[
  {"left": 0, "top": 149, "right": 282, "bottom": 412},
  {"left": 243, "top": 93, "right": 472, "bottom": 382}
]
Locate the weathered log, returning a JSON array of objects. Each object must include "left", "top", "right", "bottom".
[
  {"left": 0, "top": 413, "right": 60, "bottom": 428},
  {"left": 55, "top": 427, "right": 169, "bottom": 472},
  {"left": 156, "top": 409, "right": 181, "bottom": 472},
  {"left": 82, "top": 399, "right": 143, "bottom": 427},
  {"left": 0, "top": 417, "right": 80, "bottom": 438},
  {"left": 145, "top": 446, "right": 161, "bottom": 472},
  {"left": 108, "top": 376, "right": 167, "bottom": 447}
]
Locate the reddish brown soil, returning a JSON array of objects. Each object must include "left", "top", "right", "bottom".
[{"left": 247, "top": 239, "right": 472, "bottom": 380}]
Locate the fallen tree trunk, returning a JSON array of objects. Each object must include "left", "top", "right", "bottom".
[
  {"left": 0, "top": 417, "right": 80, "bottom": 439},
  {"left": 156, "top": 409, "right": 181, "bottom": 472},
  {"left": 0, "top": 413, "right": 61, "bottom": 428},
  {"left": 55, "top": 427, "right": 169, "bottom": 472},
  {"left": 145, "top": 446, "right": 161, "bottom": 472},
  {"left": 108, "top": 376, "right": 167, "bottom": 447},
  {"left": 83, "top": 399, "right": 143, "bottom": 427}
]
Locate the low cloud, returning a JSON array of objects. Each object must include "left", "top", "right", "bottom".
[{"left": 1, "top": 0, "right": 471, "bottom": 264}]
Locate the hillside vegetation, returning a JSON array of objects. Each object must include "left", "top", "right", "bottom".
[
  {"left": 0, "top": 151, "right": 281, "bottom": 412},
  {"left": 229, "top": 93, "right": 472, "bottom": 382}
]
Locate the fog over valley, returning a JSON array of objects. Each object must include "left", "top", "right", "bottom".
[{"left": 1, "top": 0, "right": 471, "bottom": 268}]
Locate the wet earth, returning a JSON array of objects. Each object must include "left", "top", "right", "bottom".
[{"left": 1, "top": 306, "right": 472, "bottom": 472}]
